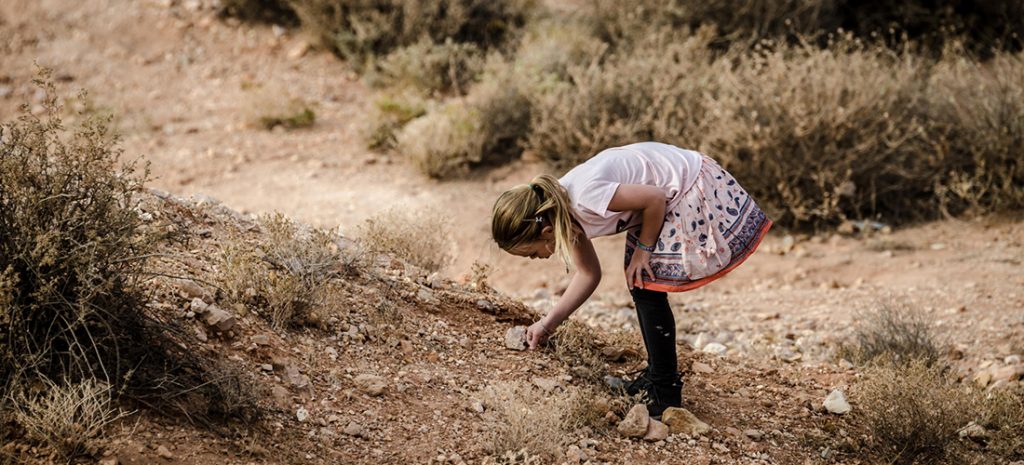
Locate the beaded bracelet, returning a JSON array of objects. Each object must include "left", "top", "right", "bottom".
[{"left": 636, "top": 241, "right": 655, "bottom": 253}]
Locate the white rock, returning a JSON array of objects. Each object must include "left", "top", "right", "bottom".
[
  {"left": 702, "top": 342, "right": 728, "bottom": 355},
  {"left": 504, "top": 326, "right": 528, "bottom": 351},
  {"left": 823, "top": 389, "right": 851, "bottom": 414},
  {"left": 296, "top": 407, "right": 309, "bottom": 422}
]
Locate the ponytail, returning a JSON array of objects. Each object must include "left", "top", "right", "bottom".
[{"left": 491, "top": 174, "right": 579, "bottom": 269}]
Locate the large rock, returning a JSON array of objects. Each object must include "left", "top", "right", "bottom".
[
  {"left": 823, "top": 389, "right": 851, "bottom": 414},
  {"left": 617, "top": 404, "right": 650, "bottom": 438},
  {"left": 662, "top": 407, "right": 710, "bottom": 436},
  {"left": 644, "top": 419, "right": 669, "bottom": 442},
  {"left": 202, "top": 303, "right": 236, "bottom": 332},
  {"left": 354, "top": 374, "right": 387, "bottom": 396},
  {"left": 504, "top": 326, "right": 528, "bottom": 351}
]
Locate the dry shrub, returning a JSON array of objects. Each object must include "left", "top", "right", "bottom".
[
  {"left": 397, "top": 69, "right": 530, "bottom": 178},
  {"left": 480, "top": 381, "right": 603, "bottom": 460},
  {"left": 549, "top": 319, "right": 606, "bottom": 383},
  {"left": 12, "top": 379, "right": 126, "bottom": 462},
  {"left": 244, "top": 84, "right": 316, "bottom": 130},
  {"left": 357, "top": 207, "right": 452, "bottom": 272},
  {"left": 371, "top": 38, "right": 485, "bottom": 95},
  {"left": 927, "top": 52, "right": 1024, "bottom": 216},
  {"left": 853, "top": 360, "right": 975, "bottom": 464},
  {"left": 363, "top": 93, "right": 427, "bottom": 150},
  {"left": 526, "top": 30, "right": 723, "bottom": 170},
  {"left": 512, "top": 16, "right": 606, "bottom": 83},
  {"left": 220, "top": 213, "right": 346, "bottom": 329},
  {"left": 287, "top": 0, "right": 534, "bottom": 67},
  {"left": 839, "top": 302, "right": 942, "bottom": 366},
  {"left": 979, "top": 386, "right": 1024, "bottom": 460}
]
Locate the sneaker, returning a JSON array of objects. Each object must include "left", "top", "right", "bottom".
[
  {"left": 623, "top": 367, "right": 652, "bottom": 397},
  {"left": 645, "top": 375, "right": 683, "bottom": 418}
]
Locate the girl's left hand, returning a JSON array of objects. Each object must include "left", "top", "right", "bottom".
[
  {"left": 526, "top": 318, "right": 554, "bottom": 350},
  {"left": 625, "top": 248, "right": 654, "bottom": 290}
]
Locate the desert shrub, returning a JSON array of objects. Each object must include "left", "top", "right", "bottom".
[
  {"left": 245, "top": 86, "right": 316, "bottom": 130},
  {"left": 397, "top": 68, "right": 530, "bottom": 178},
  {"left": 287, "top": 0, "right": 534, "bottom": 67},
  {"left": 927, "top": 51, "right": 1024, "bottom": 216},
  {"left": 371, "top": 38, "right": 485, "bottom": 95},
  {"left": 549, "top": 319, "right": 606, "bottom": 382},
  {"left": 512, "top": 16, "right": 606, "bottom": 83},
  {"left": 979, "top": 386, "right": 1024, "bottom": 460},
  {"left": 480, "top": 381, "right": 603, "bottom": 460},
  {"left": 363, "top": 93, "right": 427, "bottom": 150},
  {"left": 838, "top": 302, "right": 942, "bottom": 366},
  {"left": 853, "top": 359, "right": 977, "bottom": 464},
  {"left": 526, "top": 30, "right": 723, "bottom": 170},
  {"left": 0, "top": 72, "right": 260, "bottom": 428},
  {"left": 357, "top": 207, "right": 452, "bottom": 272},
  {"left": 12, "top": 379, "right": 126, "bottom": 462},
  {"left": 219, "top": 213, "right": 345, "bottom": 329}
]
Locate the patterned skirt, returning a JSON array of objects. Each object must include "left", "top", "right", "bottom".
[{"left": 624, "top": 155, "right": 772, "bottom": 292}]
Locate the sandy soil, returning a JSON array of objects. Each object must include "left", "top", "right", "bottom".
[{"left": 2, "top": 1, "right": 1023, "bottom": 463}]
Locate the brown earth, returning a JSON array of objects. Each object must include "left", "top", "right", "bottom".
[{"left": 2, "top": 1, "right": 1023, "bottom": 464}]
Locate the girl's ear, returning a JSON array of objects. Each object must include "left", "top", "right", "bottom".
[{"left": 540, "top": 225, "right": 554, "bottom": 240}]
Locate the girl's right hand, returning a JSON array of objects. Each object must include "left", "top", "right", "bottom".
[{"left": 526, "top": 319, "right": 553, "bottom": 350}]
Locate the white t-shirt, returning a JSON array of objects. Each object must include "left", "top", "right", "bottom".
[{"left": 559, "top": 142, "right": 703, "bottom": 239}]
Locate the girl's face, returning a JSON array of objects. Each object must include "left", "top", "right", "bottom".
[{"left": 509, "top": 226, "right": 555, "bottom": 260}]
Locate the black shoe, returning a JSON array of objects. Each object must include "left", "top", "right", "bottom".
[
  {"left": 623, "top": 367, "right": 652, "bottom": 397},
  {"left": 645, "top": 375, "right": 683, "bottom": 418}
]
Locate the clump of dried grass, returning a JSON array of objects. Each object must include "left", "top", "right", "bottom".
[
  {"left": 12, "top": 379, "right": 126, "bottom": 462},
  {"left": 219, "top": 213, "right": 349, "bottom": 329},
  {"left": 363, "top": 93, "right": 428, "bottom": 150},
  {"left": 371, "top": 38, "right": 486, "bottom": 95},
  {"left": 357, "top": 207, "right": 452, "bottom": 272},
  {"left": 480, "top": 380, "right": 604, "bottom": 460},
  {"left": 838, "top": 302, "right": 943, "bottom": 366},
  {"left": 549, "top": 319, "right": 607, "bottom": 383},
  {"left": 244, "top": 84, "right": 316, "bottom": 130}
]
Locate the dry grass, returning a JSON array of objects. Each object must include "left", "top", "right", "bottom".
[
  {"left": 219, "top": 213, "right": 348, "bottom": 329},
  {"left": 362, "top": 93, "right": 427, "bottom": 150},
  {"left": 12, "top": 378, "right": 126, "bottom": 462},
  {"left": 371, "top": 38, "right": 485, "bottom": 96},
  {"left": 357, "top": 207, "right": 452, "bottom": 272},
  {"left": 549, "top": 319, "right": 607, "bottom": 383},
  {"left": 479, "top": 380, "right": 605, "bottom": 460},
  {"left": 838, "top": 302, "right": 943, "bottom": 366},
  {"left": 979, "top": 386, "right": 1024, "bottom": 460},
  {"left": 243, "top": 84, "right": 316, "bottom": 130}
]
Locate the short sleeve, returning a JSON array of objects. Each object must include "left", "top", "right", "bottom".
[{"left": 575, "top": 179, "right": 621, "bottom": 217}]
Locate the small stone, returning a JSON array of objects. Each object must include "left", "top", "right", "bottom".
[
  {"left": 531, "top": 377, "right": 560, "bottom": 392},
  {"left": 691, "top": 361, "right": 714, "bottom": 374},
  {"left": 504, "top": 326, "right": 528, "bottom": 351},
  {"left": 1006, "top": 355, "right": 1022, "bottom": 365},
  {"left": 992, "top": 364, "right": 1024, "bottom": 383},
  {"left": 251, "top": 334, "right": 271, "bottom": 346},
  {"left": 476, "top": 299, "right": 497, "bottom": 312},
  {"left": 959, "top": 422, "right": 989, "bottom": 441},
  {"left": 325, "top": 347, "right": 338, "bottom": 360},
  {"left": 643, "top": 419, "right": 669, "bottom": 442},
  {"left": 271, "top": 385, "right": 291, "bottom": 409},
  {"left": 930, "top": 243, "right": 947, "bottom": 250},
  {"left": 781, "top": 235, "right": 795, "bottom": 253},
  {"left": 838, "top": 359, "right": 855, "bottom": 370},
  {"left": 662, "top": 407, "right": 711, "bottom": 436},
  {"left": 296, "top": 407, "right": 309, "bottom": 422},
  {"left": 99, "top": 457, "right": 119, "bottom": 465},
  {"left": 288, "top": 40, "right": 310, "bottom": 59},
  {"left": 744, "top": 429, "right": 764, "bottom": 441},
  {"left": 189, "top": 297, "right": 209, "bottom": 313},
  {"left": 973, "top": 370, "right": 994, "bottom": 388},
  {"left": 417, "top": 287, "right": 438, "bottom": 305},
  {"left": 823, "top": 389, "right": 851, "bottom": 414},
  {"left": 399, "top": 339, "right": 414, "bottom": 354},
  {"left": 260, "top": 364, "right": 273, "bottom": 371},
  {"left": 285, "top": 364, "right": 309, "bottom": 389},
  {"left": 617, "top": 404, "right": 650, "bottom": 438},
  {"left": 565, "top": 444, "right": 586, "bottom": 464},
  {"left": 177, "top": 280, "right": 209, "bottom": 300},
  {"left": 156, "top": 445, "right": 173, "bottom": 459},
  {"left": 702, "top": 342, "right": 727, "bottom": 355},
  {"left": 470, "top": 400, "right": 485, "bottom": 413},
  {"left": 202, "top": 304, "right": 236, "bottom": 332},
  {"left": 354, "top": 374, "right": 387, "bottom": 396},
  {"left": 343, "top": 421, "right": 364, "bottom": 437}
]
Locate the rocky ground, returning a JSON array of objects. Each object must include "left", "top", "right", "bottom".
[{"left": 2, "top": 1, "right": 1023, "bottom": 464}]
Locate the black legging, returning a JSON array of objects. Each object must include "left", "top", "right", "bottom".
[{"left": 630, "top": 287, "right": 679, "bottom": 384}]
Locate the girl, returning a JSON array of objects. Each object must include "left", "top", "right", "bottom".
[{"left": 491, "top": 142, "right": 772, "bottom": 416}]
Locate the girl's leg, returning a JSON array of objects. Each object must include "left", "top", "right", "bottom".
[{"left": 630, "top": 288, "right": 679, "bottom": 383}]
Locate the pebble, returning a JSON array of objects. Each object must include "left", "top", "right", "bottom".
[
  {"left": 959, "top": 422, "right": 989, "bottom": 441},
  {"left": 661, "top": 407, "right": 711, "bottom": 436},
  {"left": 1006, "top": 355, "right": 1022, "bottom": 365},
  {"left": 202, "top": 303, "right": 236, "bottom": 332},
  {"left": 531, "top": 377, "right": 560, "bottom": 392},
  {"left": 823, "top": 389, "right": 851, "bottom": 414},
  {"left": 565, "top": 445, "right": 587, "bottom": 464},
  {"left": 354, "top": 374, "right": 387, "bottom": 396},
  {"left": 251, "top": 334, "right": 270, "bottom": 346},
  {"left": 296, "top": 407, "right": 309, "bottom": 422},
  {"left": 156, "top": 445, "right": 173, "bottom": 459},
  {"left": 504, "top": 326, "right": 528, "bottom": 351},
  {"left": 617, "top": 404, "right": 650, "bottom": 438},
  {"left": 343, "top": 421, "right": 364, "bottom": 437},
  {"left": 643, "top": 419, "right": 669, "bottom": 442},
  {"left": 702, "top": 342, "right": 728, "bottom": 355},
  {"left": 744, "top": 429, "right": 764, "bottom": 441},
  {"left": 691, "top": 361, "right": 714, "bottom": 374}
]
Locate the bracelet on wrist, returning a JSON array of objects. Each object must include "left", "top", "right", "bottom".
[{"left": 636, "top": 241, "right": 655, "bottom": 253}]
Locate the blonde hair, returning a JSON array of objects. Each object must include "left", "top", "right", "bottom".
[{"left": 491, "top": 174, "right": 579, "bottom": 268}]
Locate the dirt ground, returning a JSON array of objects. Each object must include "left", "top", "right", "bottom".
[{"left": 2, "top": 1, "right": 1023, "bottom": 464}]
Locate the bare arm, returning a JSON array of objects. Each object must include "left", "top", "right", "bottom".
[
  {"left": 526, "top": 230, "right": 601, "bottom": 349},
  {"left": 607, "top": 184, "right": 666, "bottom": 289}
]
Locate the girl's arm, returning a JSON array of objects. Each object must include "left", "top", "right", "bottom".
[
  {"left": 607, "top": 184, "right": 666, "bottom": 290},
  {"left": 526, "top": 231, "right": 601, "bottom": 349}
]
